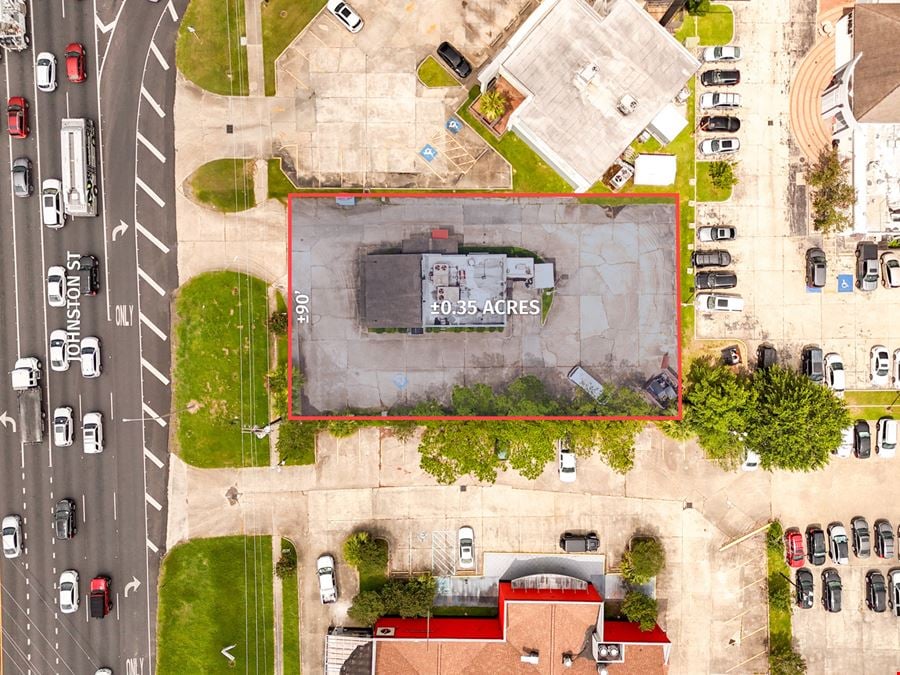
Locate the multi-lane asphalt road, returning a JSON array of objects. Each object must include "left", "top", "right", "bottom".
[{"left": 0, "top": 0, "right": 185, "bottom": 672}]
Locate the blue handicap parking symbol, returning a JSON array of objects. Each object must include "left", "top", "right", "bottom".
[
  {"left": 392, "top": 373, "right": 409, "bottom": 390},
  {"left": 445, "top": 117, "right": 462, "bottom": 134},
  {"left": 837, "top": 274, "right": 853, "bottom": 293},
  {"left": 419, "top": 144, "right": 438, "bottom": 162},
  {"left": 806, "top": 286, "right": 822, "bottom": 294}
]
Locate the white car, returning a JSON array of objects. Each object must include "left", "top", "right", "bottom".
[
  {"left": 53, "top": 406, "right": 74, "bottom": 447},
  {"left": 49, "top": 329, "right": 69, "bottom": 372},
  {"left": 326, "top": 0, "right": 363, "bottom": 33},
  {"left": 80, "top": 336, "right": 101, "bottom": 378},
  {"left": 871, "top": 345, "right": 890, "bottom": 387},
  {"left": 699, "top": 138, "right": 740, "bottom": 155},
  {"left": 890, "top": 569, "right": 900, "bottom": 616},
  {"left": 703, "top": 45, "right": 742, "bottom": 62},
  {"left": 41, "top": 179, "right": 64, "bottom": 228},
  {"left": 47, "top": 265, "right": 67, "bottom": 307},
  {"left": 740, "top": 449, "right": 760, "bottom": 472},
  {"left": 893, "top": 349, "right": 900, "bottom": 388},
  {"left": 558, "top": 441, "right": 576, "bottom": 483},
  {"left": 82, "top": 412, "right": 103, "bottom": 454},
  {"left": 834, "top": 425, "right": 853, "bottom": 458},
  {"left": 697, "top": 226, "right": 736, "bottom": 242},
  {"left": 877, "top": 417, "right": 898, "bottom": 458},
  {"left": 95, "top": 669, "right": 113, "bottom": 675},
  {"left": 699, "top": 92, "right": 741, "bottom": 110},
  {"left": 696, "top": 293, "right": 744, "bottom": 312},
  {"left": 36, "top": 52, "right": 58, "bottom": 92},
  {"left": 882, "top": 252, "right": 900, "bottom": 288},
  {"left": 2, "top": 515, "right": 22, "bottom": 558},
  {"left": 59, "top": 569, "right": 79, "bottom": 613},
  {"left": 316, "top": 554, "right": 337, "bottom": 604},
  {"left": 824, "top": 352, "right": 845, "bottom": 397},
  {"left": 458, "top": 526, "right": 475, "bottom": 570}
]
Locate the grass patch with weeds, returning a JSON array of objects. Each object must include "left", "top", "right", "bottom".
[
  {"left": 176, "top": 0, "right": 249, "bottom": 96},
  {"left": 267, "top": 158, "right": 297, "bottom": 204},
  {"left": 675, "top": 4, "right": 734, "bottom": 46},
  {"left": 262, "top": 0, "right": 325, "bottom": 96},
  {"left": 696, "top": 161, "right": 733, "bottom": 202},
  {"left": 189, "top": 158, "right": 256, "bottom": 213},
  {"left": 280, "top": 539, "right": 301, "bottom": 675},
  {"left": 358, "top": 538, "right": 389, "bottom": 592},
  {"left": 418, "top": 56, "right": 460, "bottom": 87}
]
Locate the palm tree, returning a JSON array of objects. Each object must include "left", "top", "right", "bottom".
[{"left": 480, "top": 89, "right": 508, "bottom": 123}]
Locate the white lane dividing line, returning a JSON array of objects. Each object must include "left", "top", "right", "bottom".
[
  {"left": 140, "top": 86, "right": 165, "bottom": 118},
  {"left": 146, "top": 539, "right": 159, "bottom": 553},
  {"left": 140, "top": 312, "right": 168, "bottom": 341},
  {"left": 144, "top": 447, "right": 165, "bottom": 469},
  {"left": 137, "top": 267, "right": 166, "bottom": 297},
  {"left": 135, "top": 221, "right": 170, "bottom": 254},
  {"left": 142, "top": 402, "right": 168, "bottom": 428},
  {"left": 149, "top": 41, "right": 170, "bottom": 71},
  {"left": 141, "top": 357, "right": 170, "bottom": 385},
  {"left": 135, "top": 176, "right": 166, "bottom": 207},
  {"left": 136, "top": 132, "right": 166, "bottom": 163},
  {"left": 145, "top": 493, "right": 162, "bottom": 512}
]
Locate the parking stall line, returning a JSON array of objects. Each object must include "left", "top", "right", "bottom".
[
  {"left": 137, "top": 267, "right": 166, "bottom": 297},
  {"left": 146, "top": 539, "right": 159, "bottom": 554},
  {"left": 148, "top": 41, "right": 170, "bottom": 71},
  {"left": 139, "top": 311, "right": 168, "bottom": 341},
  {"left": 135, "top": 176, "right": 166, "bottom": 207},
  {"left": 135, "top": 221, "right": 170, "bottom": 254},
  {"left": 145, "top": 493, "right": 162, "bottom": 512},
  {"left": 142, "top": 402, "right": 167, "bottom": 428},
  {"left": 136, "top": 132, "right": 166, "bottom": 163},
  {"left": 143, "top": 447, "right": 164, "bottom": 468},
  {"left": 141, "top": 357, "right": 170, "bottom": 385},
  {"left": 140, "top": 86, "right": 165, "bottom": 118}
]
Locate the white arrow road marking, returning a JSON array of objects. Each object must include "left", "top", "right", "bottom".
[
  {"left": 0, "top": 411, "right": 17, "bottom": 433},
  {"left": 124, "top": 576, "right": 141, "bottom": 598},
  {"left": 112, "top": 220, "right": 129, "bottom": 241},
  {"left": 135, "top": 221, "right": 170, "bottom": 254},
  {"left": 141, "top": 358, "right": 170, "bottom": 385},
  {"left": 137, "top": 267, "right": 166, "bottom": 297}
]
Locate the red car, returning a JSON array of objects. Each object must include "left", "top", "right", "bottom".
[
  {"left": 785, "top": 530, "right": 805, "bottom": 568},
  {"left": 7, "top": 97, "right": 28, "bottom": 138},
  {"left": 89, "top": 576, "right": 112, "bottom": 618},
  {"left": 65, "top": 43, "right": 86, "bottom": 83}
]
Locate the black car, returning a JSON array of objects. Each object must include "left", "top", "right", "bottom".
[
  {"left": 801, "top": 346, "right": 824, "bottom": 383},
  {"left": 807, "top": 526, "right": 826, "bottom": 565},
  {"left": 805, "top": 247, "right": 827, "bottom": 288},
  {"left": 852, "top": 517, "right": 871, "bottom": 558},
  {"left": 700, "top": 69, "right": 740, "bottom": 86},
  {"left": 875, "top": 519, "right": 895, "bottom": 558},
  {"left": 699, "top": 115, "right": 740, "bottom": 133},
  {"left": 854, "top": 419, "right": 871, "bottom": 458},
  {"left": 437, "top": 42, "right": 471, "bottom": 79},
  {"left": 78, "top": 254, "right": 100, "bottom": 295},
  {"left": 559, "top": 531, "right": 599, "bottom": 553},
  {"left": 691, "top": 249, "right": 732, "bottom": 268},
  {"left": 822, "top": 568, "right": 842, "bottom": 612},
  {"left": 696, "top": 271, "right": 737, "bottom": 290},
  {"left": 796, "top": 568, "right": 814, "bottom": 609},
  {"left": 54, "top": 498, "right": 77, "bottom": 540},
  {"left": 757, "top": 344, "right": 777, "bottom": 369},
  {"left": 867, "top": 570, "right": 887, "bottom": 612}
]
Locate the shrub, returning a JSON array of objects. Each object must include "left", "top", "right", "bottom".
[
  {"left": 380, "top": 575, "right": 437, "bottom": 618},
  {"left": 767, "top": 521, "right": 784, "bottom": 554},
  {"left": 480, "top": 89, "right": 508, "bottom": 122},
  {"left": 348, "top": 590, "right": 385, "bottom": 626},
  {"left": 621, "top": 590, "right": 659, "bottom": 631},
  {"left": 708, "top": 160, "right": 738, "bottom": 190},
  {"left": 275, "top": 545, "right": 297, "bottom": 578},
  {"left": 268, "top": 310, "right": 288, "bottom": 335},
  {"left": 621, "top": 538, "right": 666, "bottom": 584},
  {"left": 768, "top": 572, "right": 792, "bottom": 612},
  {"left": 344, "top": 532, "right": 389, "bottom": 575},
  {"left": 769, "top": 643, "right": 807, "bottom": 675},
  {"left": 686, "top": 0, "right": 710, "bottom": 15},
  {"left": 807, "top": 147, "right": 856, "bottom": 233}
]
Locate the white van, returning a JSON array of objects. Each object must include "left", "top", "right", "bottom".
[
  {"left": 877, "top": 417, "right": 897, "bottom": 458},
  {"left": 696, "top": 293, "right": 744, "bottom": 312},
  {"left": 567, "top": 365, "right": 604, "bottom": 400}
]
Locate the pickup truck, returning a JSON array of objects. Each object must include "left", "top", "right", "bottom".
[
  {"left": 316, "top": 555, "right": 337, "bottom": 604},
  {"left": 10, "top": 357, "right": 44, "bottom": 444}
]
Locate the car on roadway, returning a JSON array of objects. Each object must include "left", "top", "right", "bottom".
[
  {"left": 824, "top": 353, "right": 845, "bottom": 397},
  {"left": 699, "top": 92, "right": 741, "bottom": 110},
  {"left": 894, "top": 349, "right": 900, "bottom": 388},
  {"left": 889, "top": 569, "right": 900, "bottom": 616},
  {"left": 700, "top": 69, "right": 740, "bottom": 86},
  {"left": 871, "top": 345, "right": 890, "bottom": 386},
  {"left": 851, "top": 517, "right": 871, "bottom": 558},
  {"left": 877, "top": 417, "right": 898, "bottom": 458},
  {"left": 437, "top": 42, "right": 472, "bottom": 78},
  {"left": 47, "top": 266, "right": 67, "bottom": 307},
  {"left": 796, "top": 568, "right": 814, "bottom": 609},
  {"left": 54, "top": 498, "right": 76, "bottom": 539},
  {"left": 875, "top": 519, "right": 895, "bottom": 558},
  {"left": 835, "top": 425, "right": 853, "bottom": 458},
  {"left": 53, "top": 406, "right": 74, "bottom": 447},
  {"left": 691, "top": 249, "right": 731, "bottom": 268},
  {"left": 828, "top": 523, "right": 849, "bottom": 565},
  {"left": 807, "top": 526, "right": 826, "bottom": 565},
  {"left": 316, "top": 554, "right": 337, "bottom": 603},
  {"left": 699, "top": 115, "right": 740, "bottom": 132},
  {"left": 36, "top": 52, "right": 57, "bottom": 92},
  {"left": 740, "top": 449, "right": 760, "bottom": 472},
  {"left": 82, "top": 412, "right": 103, "bottom": 454},
  {"left": 65, "top": 43, "right": 86, "bottom": 83},
  {"left": 696, "top": 293, "right": 744, "bottom": 312},
  {"left": 856, "top": 241, "right": 879, "bottom": 290},
  {"left": 325, "top": 0, "right": 363, "bottom": 33},
  {"left": 882, "top": 252, "right": 900, "bottom": 288},
  {"left": 697, "top": 226, "right": 735, "bottom": 242},
  {"left": 822, "top": 568, "right": 842, "bottom": 612},
  {"left": 41, "top": 179, "right": 64, "bottom": 228},
  {"left": 558, "top": 440, "right": 576, "bottom": 483},
  {"left": 49, "top": 329, "right": 69, "bottom": 372},
  {"left": 59, "top": 569, "right": 80, "bottom": 613},
  {"left": 80, "top": 336, "right": 101, "bottom": 378},
  {"left": 77, "top": 255, "right": 100, "bottom": 295},
  {"left": 854, "top": 419, "right": 872, "bottom": 458},
  {"left": 12, "top": 157, "right": 32, "bottom": 197},
  {"left": 95, "top": 669, "right": 112, "bottom": 675},
  {"left": 2, "top": 515, "right": 22, "bottom": 558},
  {"left": 7, "top": 96, "right": 28, "bottom": 138},
  {"left": 703, "top": 45, "right": 742, "bottom": 62},
  {"left": 801, "top": 345, "right": 824, "bottom": 382},
  {"left": 805, "top": 247, "right": 827, "bottom": 288},
  {"left": 698, "top": 137, "right": 739, "bottom": 155},
  {"left": 867, "top": 570, "right": 888, "bottom": 613},
  {"left": 458, "top": 526, "right": 475, "bottom": 569},
  {"left": 696, "top": 271, "right": 737, "bottom": 290},
  {"left": 89, "top": 576, "right": 112, "bottom": 618},
  {"left": 784, "top": 530, "right": 805, "bottom": 568}
]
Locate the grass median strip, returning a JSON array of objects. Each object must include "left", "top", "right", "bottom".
[
  {"left": 418, "top": 56, "right": 460, "bottom": 88},
  {"left": 176, "top": 0, "right": 249, "bottom": 96},
  {"left": 280, "top": 539, "right": 301, "bottom": 675},
  {"left": 189, "top": 158, "right": 256, "bottom": 213}
]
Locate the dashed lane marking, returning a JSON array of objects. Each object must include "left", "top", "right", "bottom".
[{"left": 137, "top": 267, "right": 166, "bottom": 297}]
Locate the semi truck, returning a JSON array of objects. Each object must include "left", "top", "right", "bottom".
[
  {"left": 10, "top": 357, "right": 44, "bottom": 444},
  {"left": 0, "top": 0, "right": 28, "bottom": 52}
]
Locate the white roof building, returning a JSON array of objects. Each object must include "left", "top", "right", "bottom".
[{"left": 634, "top": 154, "right": 677, "bottom": 186}]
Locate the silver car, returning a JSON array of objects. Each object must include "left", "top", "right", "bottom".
[
  {"left": 12, "top": 157, "right": 32, "bottom": 198},
  {"left": 703, "top": 45, "right": 741, "bottom": 62},
  {"left": 53, "top": 406, "right": 74, "bottom": 447},
  {"left": 59, "top": 569, "right": 79, "bottom": 613},
  {"left": 458, "top": 526, "right": 475, "bottom": 570},
  {"left": 80, "top": 336, "right": 101, "bottom": 378},
  {"left": 47, "top": 265, "right": 67, "bottom": 307},
  {"left": 82, "top": 412, "right": 103, "bottom": 454},
  {"left": 698, "top": 138, "right": 740, "bottom": 155},
  {"left": 49, "top": 329, "right": 69, "bottom": 372}
]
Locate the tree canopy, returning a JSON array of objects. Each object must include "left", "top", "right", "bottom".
[
  {"left": 621, "top": 590, "right": 659, "bottom": 631},
  {"left": 621, "top": 537, "right": 666, "bottom": 584},
  {"left": 808, "top": 147, "right": 856, "bottom": 233}
]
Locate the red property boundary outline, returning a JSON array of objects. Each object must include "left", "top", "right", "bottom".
[{"left": 287, "top": 191, "right": 682, "bottom": 422}]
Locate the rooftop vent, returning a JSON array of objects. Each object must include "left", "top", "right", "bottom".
[
  {"left": 574, "top": 63, "right": 599, "bottom": 90},
  {"left": 521, "top": 652, "right": 540, "bottom": 665},
  {"left": 617, "top": 95, "right": 638, "bottom": 116}
]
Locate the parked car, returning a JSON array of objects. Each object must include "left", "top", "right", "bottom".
[
  {"left": 757, "top": 344, "right": 777, "bottom": 369},
  {"left": 698, "top": 137, "right": 739, "bottom": 155},
  {"left": 834, "top": 425, "right": 853, "bottom": 458},
  {"left": 875, "top": 519, "right": 895, "bottom": 558},
  {"left": 882, "top": 252, "right": 900, "bottom": 288},
  {"left": 699, "top": 115, "right": 740, "bottom": 132},
  {"left": 54, "top": 498, "right": 76, "bottom": 540},
  {"left": 805, "top": 248, "right": 827, "bottom": 288},
  {"left": 703, "top": 45, "right": 742, "bottom": 62},
  {"left": 49, "top": 329, "right": 69, "bottom": 372},
  {"left": 821, "top": 568, "right": 842, "bottom": 612},
  {"left": 697, "top": 226, "right": 736, "bottom": 242},
  {"left": 2, "top": 515, "right": 22, "bottom": 558},
  {"left": 824, "top": 353, "right": 845, "bottom": 397},
  {"left": 59, "top": 570, "right": 80, "bottom": 613},
  {"left": 807, "top": 527, "right": 826, "bottom": 565},
  {"left": 828, "top": 523, "right": 849, "bottom": 565},
  {"left": 458, "top": 526, "right": 475, "bottom": 570},
  {"left": 316, "top": 554, "right": 338, "bottom": 603},
  {"left": 325, "top": 0, "right": 363, "bottom": 33},
  {"left": 41, "top": 179, "right": 64, "bottom": 228},
  {"left": 851, "top": 517, "right": 871, "bottom": 558},
  {"left": 889, "top": 569, "right": 900, "bottom": 616},
  {"left": 856, "top": 242, "right": 879, "bottom": 291},
  {"left": 784, "top": 530, "right": 805, "bottom": 568},
  {"left": 877, "top": 417, "right": 897, "bottom": 458},
  {"left": 696, "top": 293, "right": 744, "bottom": 312},
  {"left": 559, "top": 531, "right": 599, "bottom": 553},
  {"left": 65, "top": 43, "right": 86, "bottom": 83},
  {"left": 867, "top": 570, "right": 887, "bottom": 613},
  {"left": 558, "top": 441, "right": 576, "bottom": 483},
  {"left": 893, "top": 349, "right": 900, "bottom": 388},
  {"left": 696, "top": 271, "right": 737, "bottom": 290},
  {"left": 83, "top": 412, "right": 104, "bottom": 454},
  {"left": 691, "top": 249, "right": 732, "bottom": 268},
  {"left": 699, "top": 92, "right": 741, "bottom": 109},
  {"left": 89, "top": 576, "right": 112, "bottom": 618},
  {"left": 740, "top": 449, "right": 760, "bottom": 472},
  {"left": 80, "top": 336, "right": 102, "bottom": 378},
  {"left": 53, "top": 406, "right": 74, "bottom": 448},
  {"left": 77, "top": 255, "right": 101, "bottom": 295},
  {"left": 36, "top": 52, "right": 57, "bottom": 92},
  {"left": 854, "top": 419, "right": 872, "bottom": 459},
  {"left": 7, "top": 96, "right": 28, "bottom": 138},
  {"left": 12, "top": 157, "right": 32, "bottom": 197},
  {"left": 47, "top": 266, "right": 67, "bottom": 307},
  {"left": 437, "top": 42, "right": 471, "bottom": 79},
  {"left": 700, "top": 69, "right": 740, "bottom": 86},
  {"left": 801, "top": 346, "right": 824, "bottom": 383},
  {"left": 871, "top": 345, "right": 890, "bottom": 386},
  {"left": 796, "top": 568, "right": 814, "bottom": 609}
]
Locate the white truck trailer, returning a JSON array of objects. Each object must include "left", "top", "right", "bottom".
[
  {"left": 0, "top": 0, "right": 28, "bottom": 52},
  {"left": 10, "top": 357, "right": 44, "bottom": 444}
]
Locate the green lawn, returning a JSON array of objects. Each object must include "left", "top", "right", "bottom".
[
  {"left": 418, "top": 56, "right": 460, "bottom": 87},
  {"left": 268, "top": 158, "right": 297, "bottom": 203},
  {"left": 176, "top": 0, "right": 249, "bottom": 96},
  {"left": 157, "top": 537, "right": 274, "bottom": 675},
  {"left": 281, "top": 539, "right": 301, "bottom": 675},
  {"left": 845, "top": 390, "right": 900, "bottom": 420},
  {"left": 766, "top": 544, "right": 792, "bottom": 655},
  {"left": 189, "top": 158, "right": 257, "bottom": 213},
  {"left": 262, "top": 0, "right": 325, "bottom": 96},
  {"left": 358, "top": 539, "right": 389, "bottom": 592},
  {"left": 675, "top": 5, "right": 734, "bottom": 46},
  {"left": 173, "top": 271, "right": 272, "bottom": 468},
  {"left": 696, "top": 161, "right": 733, "bottom": 202}
]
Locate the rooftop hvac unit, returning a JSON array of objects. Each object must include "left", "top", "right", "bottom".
[
  {"left": 375, "top": 627, "right": 395, "bottom": 637},
  {"left": 521, "top": 651, "right": 539, "bottom": 665},
  {"left": 617, "top": 94, "right": 638, "bottom": 115}
]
